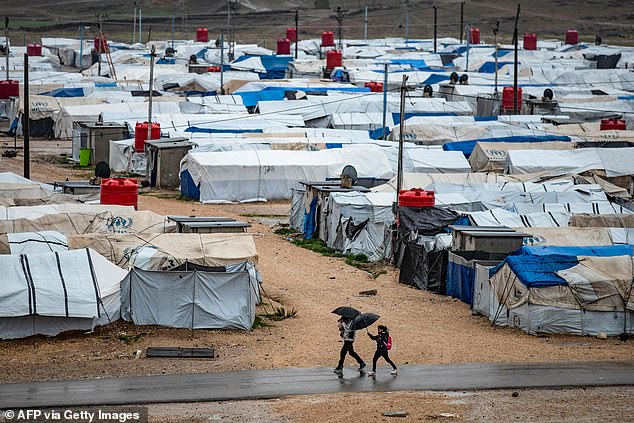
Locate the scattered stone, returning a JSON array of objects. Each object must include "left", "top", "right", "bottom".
[
  {"left": 597, "top": 332, "right": 608, "bottom": 339},
  {"left": 384, "top": 411, "right": 407, "bottom": 417},
  {"left": 329, "top": 276, "right": 336, "bottom": 279},
  {"left": 359, "top": 289, "right": 377, "bottom": 296},
  {"left": 134, "top": 349, "right": 142, "bottom": 359},
  {"left": 512, "top": 391, "right": 519, "bottom": 397}
]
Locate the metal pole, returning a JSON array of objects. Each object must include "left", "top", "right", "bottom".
[
  {"left": 396, "top": 74, "right": 408, "bottom": 198},
  {"left": 465, "top": 24, "right": 470, "bottom": 72},
  {"left": 460, "top": 2, "right": 464, "bottom": 43},
  {"left": 364, "top": 4, "right": 368, "bottom": 41},
  {"left": 79, "top": 25, "right": 83, "bottom": 71},
  {"left": 5, "top": 17, "right": 9, "bottom": 80},
  {"left": 147, "top": 45, "right": 155, "bottom": 144},
  {"left": 294, "top": 9, "right": 299, "bottom": 60},
  {"left": 405, "top": 3, "right": 409, "bottom": 44},
  {"left": 133, "top": 7, "right": 137, "bottom": 44},
  {"left": 171, "top": 16, "right": 175, "bottom": 50},
  {"left": 147, "top": 24, "right": 152, "bottom": 43},
  {"left": 433, "top": 6, "right": 437, "bottom": 53},
  {"left": 139, "top": 9, "right": 142, "bottom": 45},
  {"left": 98, "top": 18, "right": 102, "bottom": 76},
  {"left": 513, "top": 4, "right": 520, "bottom": 115},
  {"left": 23, "top": 53, "right": 30, "bottom": 179},
  {"left": 220, "top": 32, "right": 225, "bottom": 95},
  {"left": 382, "top": 63, "right": 388, "bottom": 140}
]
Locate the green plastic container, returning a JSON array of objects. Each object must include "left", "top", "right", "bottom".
[{"left": 79, "top": 148, "right": 91, "bottom": 167}]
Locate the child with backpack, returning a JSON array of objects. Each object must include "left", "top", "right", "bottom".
[{"left": 366, "top": 325, "right": 397, "bottom": 376}]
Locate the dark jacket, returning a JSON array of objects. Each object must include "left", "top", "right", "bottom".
[{"left": 369, "top": 332, "right": 389, "bottom": 351}]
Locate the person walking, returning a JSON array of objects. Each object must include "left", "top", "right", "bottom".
[
  {"left": 366, "top": 325, "right": 397, "bottom": 376},
  {"left": 334, "top": 316, "right": 366, "bottom": 374}
]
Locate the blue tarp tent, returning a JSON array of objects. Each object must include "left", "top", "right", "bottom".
[
  {"left": 39, "top": 88, "right": 84, "bottom": 97},
  {"left": 236, "top": 86, "right": 369, "bottom": 108},
  {"left": 442, "top": 135, "right": 572, "bottom": 158}
]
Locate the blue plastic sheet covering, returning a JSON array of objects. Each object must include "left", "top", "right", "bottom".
[
  {"left": 39, "top": 88, "right": 84, "bottom": 97},
  {"left": 503, "top": 255, "right": 580, "bottom": 288},
  {"left": 478, "top": 61, "right": 515, "bottom": 73},
  {"left": 421, "top": 73, "right": 451, "bottom": 85},
  {"left": 392, "top": 112, "right": 456, "bottom": 125},
  {"left": 179, "top": 170, "right": 200, "bottom": 201},
  {"left": 302, "top": 196, "right": 318, "bottom": 239},
  {"left": 446, "top": 255, "right": 476, "bottom": 305},
  {"left": 442, "top": 135, "right": 572, "bottom": 158},
  {"left": 369, "top": 126, "right": 390, "bottom": 140},
  {"left": 184, "top": 127, "right": 263, "bottom": 134},
  {"left": 231, "top": 55, "right": 294, "bottom": 80},
  {"left": 236, "top": 86, "right": 369, "bottom": 107},
  {"left": 516, "top": 245, "right": 634, "bottom": 257},
  {"left": 184, "top": 90, "right": 218, "bottom": 97},
  {"left": 156, "top": 58, "right": 176, "bottom": 65},
  {"left": 95, "top": 82, "right": 117, "bottom": 88}
]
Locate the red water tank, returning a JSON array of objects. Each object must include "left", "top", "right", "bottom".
[
  {"left": 565, "top": 29, "right": 578, "bottom": 45},
  {"left": 26, "top": 44, "right": 42, "bottom": 56},
  {"left": 469, "top": 27, "right": 480, "bottom": 44},
  {"left": 286, "top": 27, "right": 297, "bottom": 43},
  {"left": 100, "top": 178, "right": 139, "bottom": 210},
  {"left": 0, "top": 80, "right": 19, "bottom": 99},
  {"left": 523, "top": 33, "right": 537, "bottom": 50},
  {"left": 134, "top": 122, "right": 161, "bottom": 152},
  {"left": 94, "top": 36, "right": 108, "bottom": 52},
  {"left": 277, "top": 38, "right": 291, "bottom": 55},
  {"left": 600, "top": 118, "right": 626, "bottom": 131},
  {"left": 196, "top": 27, "right": 209, "bottom": 42},
  {"left": 326, "top": 49, "right": 342, "bottom": 69},
  {"left": 502, "top": 86, "right": 522, "bottom": 112},
  {"left": 321, "top": 31, "right": 335, "bottom": 47},
  {"left": 364, "top": 81, "right": 383, "bottom": 93},
  {"left": 398, "top": 189, "right": 435, "bottom": 207},
  {"left": 207, "top": 65, "right": 221, "bottom": 72}
]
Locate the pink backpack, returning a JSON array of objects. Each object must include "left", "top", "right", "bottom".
[{"left": 386, "top": 335, "right": 392, "bottom": 350}]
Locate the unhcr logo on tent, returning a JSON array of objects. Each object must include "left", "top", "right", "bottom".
[
  {"left": 106, "top": 216, "right": 133, "bottom": 233},
  {"left": 523, "top": 235, "right": 546, "bottom": 246}
]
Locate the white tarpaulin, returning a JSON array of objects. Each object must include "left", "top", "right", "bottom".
[
  {"left": 0, "top": 248, "right": 127, "bottom": 339},
  {"left": 0, "top": 231, "right": 68, "bottom": 254},
  {"left": 507, "top": 148, "right": 634, "bottom": 177},
  {"left": 182, "top": 148, "right": 394, "bottom": 203}
]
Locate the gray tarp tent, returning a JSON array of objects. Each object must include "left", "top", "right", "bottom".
[{"left": 121, "top": 262, "right": 259, "bottom": 331}]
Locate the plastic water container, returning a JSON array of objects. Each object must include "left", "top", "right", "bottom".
[
  {"left": 277, "top": 38, "right": 291, "bottom": 55},
  {"left": 469, "top": 27, "right": 480, "bottom": 44},
  {"left": 398, "top": 189, "right": 435, "bottom": 207},
  {"left": 326, "top": 50, "right": 342, "bottom": 69},
  {"left": 502, "top": 86, "right": 522, "bottom": 111},
  {"left": 135, "top": 122, "right": 161, "bottom": 152},
  {"left": 600, "top": 118, "right": 626, "bottom": 131},
  {"left": 0, "top": 80, "right": 19, "bottom": 99},
  {"left": 79, "top": 148, "right": 91, "bottom": 167},
  {"left": 364, "top": 82, "right": 383, "bottom": 92},
  {"left": 94, "top": 36, "right": 108, "bottom": 52},
  {"left": 100, "top": 178, "right": 138, "bottom": 210},
  {"left": 27, "top": 44, "right": 42, "bottom": 56},
  {"left": 286, "top": 27, "right": 297, "bottom": 43},
  {"left": 207, "top": 65, "right": 221, "bottom": 72},
  {"left": 565, "top": 30, "right": 578, "bottom": 45},
  {"left": 196, "top": 28, "right": 209, "bottom": 42},
  {"left": 321, "top": 31, "right": 335, "bottom": 47},
  {"left": 523, "top": 34, "right": 537, "bottom": 50}
]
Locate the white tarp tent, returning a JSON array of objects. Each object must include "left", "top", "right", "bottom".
[
  {"left": 0, "top": 248, "right": 127, "bottom": 339},
  {"left": 0, "top": 231, "right": 68, "bottom": 254}
]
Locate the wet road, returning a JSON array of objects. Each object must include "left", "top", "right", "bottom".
[{"left": 2, "top": 361, "right": 633, "bottom": 408}]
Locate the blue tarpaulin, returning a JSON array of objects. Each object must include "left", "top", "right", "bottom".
[
  {"left": 442, "top": 135, "right": 572, "bottom": 158},
  {"left": 39, "top": 88, "right": 84, "bottom": 97},
  {"left": 478, "top": 61, "right": 515, "bottom": 73},
  {"left": 303, "top": 196, "right": 318, "bottom": 239},
  {"left": 516, "top": 245, "right": 634, "bottom": 257},
  {"left": 446, "top": 255, "right": 477, "bottom": 305},
  {"left": 236, "top": 86, "right": 369, "bottom": 107},
  {"left": 179, "top": 170, "right": 200, "bottom": 201},
  {"left": 504, "top": 255, "right": 579, "bottom": 288}
]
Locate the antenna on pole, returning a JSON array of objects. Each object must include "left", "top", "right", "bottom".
[
  {"left": 513, "top": 3, "right": 520, "bottom": 115},
  {"left": 335, "top": 6, "right": 346, "bottom": 51}
]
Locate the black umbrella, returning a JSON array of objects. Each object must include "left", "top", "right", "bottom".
[
  {"left": 349, "top": 313, "right": 380, "bottom": 331},
  {"left": 332, "top": 306, "right": 361, "bottom": 319}
]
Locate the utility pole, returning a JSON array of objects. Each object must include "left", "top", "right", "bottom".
[
  {"left": 147, "top": 45, "right": 155, "bottom": 144},
  {"left": 138, "top": 9, "right": 142, "bottom": 45},
  {"left": 382, "top": 63, "right": 388, "bottom": 140},
  {"left": 79, "top": 25, "right": 84, "bottom": 70},
  {"left": 433, "top": 6, "right": 437, "bottom": 53},
  {"left": 171, "top": 16, "right": 175, "bottom": 51},
  {"left": 97, "top": 16, "right": 102, "bottom": 77},
  {"left": 335, "top": 7, "right": 346, "bottom": 51},
  {"left": 465, "top": 24, "right": 470, "bottom": 72},
  {"left": 513, "top": 4, "right": 520, "bottom": 115},
  {"left": 404, "top": 1, "right": 409, "bottom": 43},
  {"left": 133, "top": 6, "right": 137, "bottom": 44},
  {"left": 460, "top": 1, "right": 464, "bottom": 43},
  {"left": 147, "top": 24, "right": 152, "bottom": 43},
  {"left": 364, "top": 4, "right": 368, "bottom": 40},
  {"left": 493, "top": 20, "right": 499, "bottom": 93},
  {"left": 220, "top": 32, "right": 225, "bottom": 95},
  {"left": 23, "top": 53, "right": 29, "bottom": 179},
  {"left": 5, "top": 17, "right": 9, "bottom": 80},
  {"left": 396, "top": 74, "right": 408, "bottom": 199},
  {"left": 294, "top": 9, "right": 299, "bottom": 60}
]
